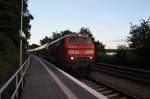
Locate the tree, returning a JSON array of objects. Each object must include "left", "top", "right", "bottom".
[
  {"left": 79, "top": 27, "right": 94, "bottom": 41},
  {"left": 52, "top": 32, "right": 63, "bottom": 40},
  {"left": 128, "top": 18, "right": 150, "bottom": 59},
  {"left": 0, "top": 0, "right": 33, "bottom": 86},
  {"left": 115, "top": 45, "right": 128, "bottom": 64},
  {"left": 40, "top": 30, "right": 74, "bottom": 45},
  {"left": 29, "top": 44, "right": 39, "bottom": 49},
  {"left": 40, "top": 36, "right": 53, "bottom": 45},
  {"left": 79, "top": 27, "right": 105, "bottom": 53},
  {"left": 0, "top": 0, "right": 33, "bottom": 46},
  {"left": 80, "top": 27, "right": 91, "bottom": 34},
  {"left": 61, "top": 30, "right": 73, "bottom": 36},
  {"left": 94, "top": 40, "right": 105, "bottom": 53}
]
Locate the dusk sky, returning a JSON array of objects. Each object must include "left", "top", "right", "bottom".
[{"left": 28, "top": 0, "right": 150, "bottom": 48}]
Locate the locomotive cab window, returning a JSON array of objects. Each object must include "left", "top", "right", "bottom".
[
  {"left": 69, "top": 37, "right": 80, "bottom": 45},
  {"left": 82, "top": 37, "right": 91, "bottom": 45}
]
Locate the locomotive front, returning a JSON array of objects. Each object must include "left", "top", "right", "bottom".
[{"left": 64, "top": 34, "right": 95, "bottom": 70}]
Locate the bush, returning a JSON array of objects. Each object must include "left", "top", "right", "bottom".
[{"left": 0, "top": 33, "right": 19, "bottom": 86}]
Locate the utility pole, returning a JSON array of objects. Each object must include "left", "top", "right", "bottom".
[
  {"left": 19, "top": 0, "right": 26, "bottom": 90},
  {"left": 20, "top": 0, "right": 24, "bottom": 67}
]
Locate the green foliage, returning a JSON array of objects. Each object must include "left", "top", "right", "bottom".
[
  {"left": 128, "top": 18, "right": 150, "bottom": 59},
  {"left": 40, "top": 30, "right": 74, "bottom": 45},
  {"left": 40, "top": 36, "right": 53, "bottom": 45},
  {"left": 0, "top": 0, "right": 33, "bottom": 86},
  {"left": 80, "top": 27, "right": 91, "bottom": 35},
  {"left": 0, "top": 33, "right": 19, "bottom": 85},
  {"left": 61, "top": 30, "right": 74, "bottom": 36},
  {"left": 94, "top": 40, "right": 105, "bottom": 53},
  {"left": 79, "top": 27, "right": 94, "bottom": 41},
  {"left": 115, "top": 45, "right": 128, "bottom": 64},
  {"left": 52, "top": 32, "right": 63, "bottom": 40},
  {"left": 0, "top": 0, "right": 33, "bottom": 45},
  {"left": 97, "top": 18, "right": 150, "bottom": 69},
  {"left": 29, "top": 44, "right": 39, "bottom": 49}
]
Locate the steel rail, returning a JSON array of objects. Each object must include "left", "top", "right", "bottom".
[
  {"left": 96, "top": 63, "right": 150, "bottom": 74},
  {"left": 95, "top": 62, "right": 150, "bottom": 83},
  {"left": 0, "top": 57, "right": 30, "bottom": 99}
]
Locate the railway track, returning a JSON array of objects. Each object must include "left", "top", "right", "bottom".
[
  {"left": 95, "top": 63, "right": 150, "bottom": 83},
  {"left": 79, "top": 78, "right": 136, "bottom": 99}
]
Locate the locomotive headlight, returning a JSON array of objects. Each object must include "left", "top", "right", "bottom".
[
  {"left": 89, "top": 56, "right": 93, "bottom": 59},
  {"left": 70, "top": 56, "right": 74, "bottom": 60}
]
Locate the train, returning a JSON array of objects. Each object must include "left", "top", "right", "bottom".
[{"left": 29, "top": 34, "right": 95, "bottom": 73}]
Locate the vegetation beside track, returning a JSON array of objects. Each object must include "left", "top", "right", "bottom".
[
  {"left": 0, "top": 0, "right": 33, "bottom": 86},
  {"left": 96, "top": 18, "right": 150, "bottom": 70}
]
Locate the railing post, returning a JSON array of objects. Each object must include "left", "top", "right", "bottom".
[
  {"left": 28, "top": 57, "right": 30, "bottom": 67},
  {"left": 25, "top": 59, "right": 29, "bottom": 80},
  {"left": 24, "top": 67, "right": 26, "bottom": 81},
  {"left": 0, "top": 93, "right": 1, "bottom": 99},
  {"left": 21, "top": 67, "right": 24, "bottom": 90},
  {"left": 15, "top": 75, "right": 18, "bottom": 98}
]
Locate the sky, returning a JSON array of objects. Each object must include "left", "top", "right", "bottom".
[{"left": 28, "top": 0, "right": 150, "bottom": 49}]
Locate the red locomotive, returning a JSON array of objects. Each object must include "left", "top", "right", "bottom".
[{"left": 30, "top": 34, "right": 95, "bottom": 71}]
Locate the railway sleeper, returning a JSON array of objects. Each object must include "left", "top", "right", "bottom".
[
  {"left": 86, "top": 83, "right": 98, "bottom": 86},
  {"left": 101, "top": 90, "right": 113, "bottom": 94},
  {"left": 107, "top": 93, "right": 120, "bottom": 99},
  {"left": 96, "top": 87, "right": 107, "bottom": 92},
  {"left": 91, "top": 85, "right": 102, "bottom": 89},
  {"left": 119, "top": 97, "right": 128, "bottom": 99}
]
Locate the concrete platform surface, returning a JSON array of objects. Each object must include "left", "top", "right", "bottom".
[{"left": 21, "top": 55, "right": 107, "bottom": 99}]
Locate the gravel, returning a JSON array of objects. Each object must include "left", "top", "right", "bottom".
[{"left": 90, "top": 71, "right": 150, "bottom": 99}]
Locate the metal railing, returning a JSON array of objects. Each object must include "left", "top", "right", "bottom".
[{"left": 0, "top": 56, "right": 31, "bottom": 99}]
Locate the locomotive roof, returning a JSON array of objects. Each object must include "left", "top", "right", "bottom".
[
  {"left": 47, "top": 34, "right": 88, "bottom": 47},
  {"left": 28, "top": 34, "right": 88, "bottom": 52}
]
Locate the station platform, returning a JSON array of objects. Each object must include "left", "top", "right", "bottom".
[{"left": 21, "top": 55, "right": 107, "bottom": 99}]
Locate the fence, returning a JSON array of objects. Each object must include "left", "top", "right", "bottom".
[{"left": 0, "top": 56, "right": 31, "bottom": 99}]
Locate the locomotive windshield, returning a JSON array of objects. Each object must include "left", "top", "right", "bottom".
[
  {"left": 82, "top": 37, "right": 91, "bottom": 45},
  {"left": 69, "top": 36, "right": 91, "bottom": 45},
  {"left": 69, "top": 37, "right": 80, "bottom": 45}
]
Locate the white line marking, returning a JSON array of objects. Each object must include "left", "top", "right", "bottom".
[
  {"left": 42, "top": 57, "right": 108, "bottom": 99},
  {"left": 35, "top": 56, "right": 79, "bottom": 99}
]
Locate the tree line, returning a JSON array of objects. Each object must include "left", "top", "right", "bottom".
[
  {"left": 0, "top": 0, "right": 33, "bottom": 86},
  {"left": 99, "top": 18, "right": 150, "bottom": 69}
]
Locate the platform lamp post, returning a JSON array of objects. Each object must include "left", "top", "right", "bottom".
[
  {"left": 15, "top": 0, "right": 25, "bottom": 98},
  {"left": 19, "top": 0, "right": 26, "bottom": 91},
  {"left": 20, "top": 0, "right": 24, "bottom": 66}
]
